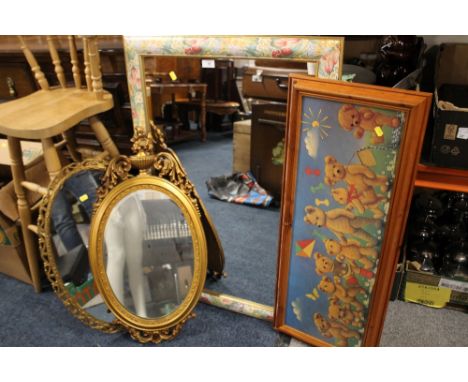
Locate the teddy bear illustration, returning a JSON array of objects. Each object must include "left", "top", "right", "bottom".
[
  {"left": 317, "top": 275, "right": 367, "bottom": 312},
  {"left": 313, "top": 312, "right": 361, "bottom": 346},
  {"left": 324, "top": 238, "right": 377, "bottom": 270},
  {"left": 337, "top": 104, "right": 400, "bottom": 145},
  {"left": 304, "top": 205, "right": 380, "bottom": 246},
  {"left": 314, "top": 252, "right": 374, "bottom": 289},
  {"left": 331, "top": 187, "right": 386, "bottom": 218},
  {"left": 314, "top": 251, "right": 352, "bottom": 277},
  {"left": 328, "top": 297, "right": 364, "bottom": 329},
  {"left": 324, "top": 155, "right": 388, "bottom": 194}
]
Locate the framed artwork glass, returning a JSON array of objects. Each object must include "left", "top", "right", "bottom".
[{"left": 274, "top": 74, "right": 432, "bottom": 346}]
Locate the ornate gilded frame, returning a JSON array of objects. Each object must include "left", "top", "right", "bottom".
[
  {"left": 37, "top": 158, "right": 122, "bottom": 333},
  {"left": 88, "top": 129, "right": 207, "bottom": 343},
  {"left": 122, "top": 35, "right": 345, "bottom": 320}
]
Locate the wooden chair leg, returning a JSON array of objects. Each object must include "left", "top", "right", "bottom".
[
  {"left": 88, "top": 116, "right": 119, "bottom": 158},
  {"left": 41, "top": 138, "right": 62, "bottom": 180},
  {"left": 62, "top": 130, "right": 81, "bottom": 162},
  {"left": 7, "top": 137, "right": 42, "bottom": 292}
]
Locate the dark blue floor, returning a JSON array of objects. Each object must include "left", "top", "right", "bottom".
[{"left": 0, "top": 133, "right": 284, "bottom": 346}]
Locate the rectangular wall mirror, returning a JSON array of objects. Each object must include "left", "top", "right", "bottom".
[{"left": 123, "top": 36, "right": 344, "bottom": 319}]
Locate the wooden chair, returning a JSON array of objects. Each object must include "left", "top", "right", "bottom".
[{"left": 0, "top": 36, "right": 120, "bottom": 292}]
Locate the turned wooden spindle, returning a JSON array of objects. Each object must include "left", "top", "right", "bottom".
[
  {"left": 17, "top": 36, "right": 49, "bottom": 90},
  {"left": 7, "top": 137, "right": 42, "bottom": 292},
  {"left": 68, "top": 36, "right": 81, "bottom": 89},
  {"left": 89, "top": 116, "right": 119, "bottom": 158},
  {"left": 41, "top": 138, "right": 62, "bottom": 180},
  {"left": 87, "top": 37, "right": 104, "bottom": 99},
  {"left": 82, "top": 37, "right": 92, "bottom": 91},
  {"left": 47, "top": 36, "right": 66, "bottom": 88}
]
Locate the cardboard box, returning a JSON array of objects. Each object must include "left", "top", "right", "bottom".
[
  {"left": 430, "top": 43, "right": 468, "bottom": 169},
  {"left": 403, "top": 261, "right": 468, "bottom": 309},
  {"left": 0, "top": 155, "right": 48, "bottom": 286},
  {"left": 232, "top": 119, "right": 251, "bottom": 173}
]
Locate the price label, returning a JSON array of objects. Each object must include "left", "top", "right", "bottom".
[
  {"left": 374, "top": 126, "right": 384, "bottom": 137},
  {"left": 439, "top": 278, "right": 468, "bottom": 293},
  {"left": 79, "top": 194, "right": 89, "bottom": 202},
  {"left": 169, "top": 71, "right": 178, "bottom": 81},
  {"left": 405, "top": 282, "right": 451, "bottom": 308},
  {"left": 201, "top": 59, "right": 215, "bottom": 68},
  {"left": 456, "top": 127, "right": 468, "bottom": 140}
]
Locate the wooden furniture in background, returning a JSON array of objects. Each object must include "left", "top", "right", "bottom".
[
  {"left": 250, "top": 103, "right": 286, "bottom": 199},
  {"left": 148, "top": 82, "right": 207, "bottom": 142},
  {"left": 0, "top": 36, "right": 119, "bottom": 292},
  {"left": 0, "top": 36, "right": 133, "bottom": 155}
]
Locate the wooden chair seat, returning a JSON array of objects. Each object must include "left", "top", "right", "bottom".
[{"left": 0, "top": 88, "right": 113, "bottom": 140}]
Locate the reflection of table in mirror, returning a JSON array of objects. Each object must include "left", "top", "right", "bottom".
[{"left": 148, "top": 82, "right": 207, "bottom": 142}]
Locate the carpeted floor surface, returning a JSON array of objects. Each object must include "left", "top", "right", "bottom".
[{"left": 0, "top": 133, "right": 467, "bottom": 346}]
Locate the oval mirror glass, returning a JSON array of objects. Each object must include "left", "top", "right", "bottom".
[
  {"left": 103, "top": 189, "right": 194, "bottom": 319},
  {"left": 38, "top": 160, "right": 121, "bottom": 332},
  {"left": 90, "top": 173, "right": 207, "bottom": 341}
]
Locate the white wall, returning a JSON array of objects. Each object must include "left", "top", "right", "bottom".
[{"left": 421, "top": 35, "right": 468, "bottom": 47}]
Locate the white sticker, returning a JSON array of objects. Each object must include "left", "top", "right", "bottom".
[
  {"left": 456, "top": 127, "right": 468, "bottom": 140},
  {"left": 307, "top": 62, "right": 317, "bottom": 76},
  {"left": 439, "top": 277, "right": 468, "bottom": 293},
  {"left": 201, "top": 59, "right": 215, "bottom": 69}
]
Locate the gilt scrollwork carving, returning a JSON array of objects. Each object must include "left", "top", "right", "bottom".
[
  {"left": 37, "top": 158, "right": 123, "bottom": 334},
  {"left": 126, "top": 313, "right": 195, "bottom": 344}
]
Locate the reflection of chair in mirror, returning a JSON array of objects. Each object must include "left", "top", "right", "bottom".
[
  {"left": 0, "top": 36, "right": 120, "bottom": 292},
  {"left": 105, "top": 194, "right": 147, "bottom": 318}
]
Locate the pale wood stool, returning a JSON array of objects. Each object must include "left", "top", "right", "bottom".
[{"left": 0, "top": 36, "right": 120, "bottom": 292}]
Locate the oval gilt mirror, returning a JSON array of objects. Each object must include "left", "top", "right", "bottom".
[
  {"left": 37, "top": 159, "right": 122, "bottom": 333},
  {"left": 89, "top": 133, "right": 207, "bottom": 343}
]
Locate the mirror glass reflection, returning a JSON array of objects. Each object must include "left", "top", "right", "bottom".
[
  {"left": 50, "top": 169, "right": 114, "bottom": 322},
  {"left": 103, "top": 189, "right": 194, "bottom": 319}
]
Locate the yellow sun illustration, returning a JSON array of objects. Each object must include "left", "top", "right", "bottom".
[{"left": 302, "top": 107, "right": 332, "bottom": 140}]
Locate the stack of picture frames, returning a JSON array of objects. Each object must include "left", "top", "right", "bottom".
[{"left": 274, "top": 75, "right": 432, "bottom": 346}]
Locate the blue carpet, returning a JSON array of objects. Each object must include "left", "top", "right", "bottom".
[
  {"left": 0, "top": 133, "right": 283, "bottom": 346},
  {"left": 176, "top": 134, "right": 280, "bottom": 306}
]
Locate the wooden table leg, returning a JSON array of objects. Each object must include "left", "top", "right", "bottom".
[
  {"left": 7, "top": 137, "right": 42, "bottom": 292},
  {"left": 200, "top": 91, "right": 207, "bottom": 142},
  {"left": 89, "top": 116, "right": 120, "bottom": 158}
]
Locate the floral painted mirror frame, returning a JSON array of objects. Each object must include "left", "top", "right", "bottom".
[
  {"left": 123, "top": 35, "right": 345, "bottom": 319},
  {"left": 274, "top": 75, "right": 432, "bottom": 346},
  {"left": 88, "top": 129, "right": 207, "bottom": 343}
]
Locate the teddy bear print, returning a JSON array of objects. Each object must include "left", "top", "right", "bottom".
[
  {"left": 338, "top": 104, "right": 400, "bottom": 145},
  {"left": 317, "top": 275, "right": 366, "bottom": 312},
  {"left": 314, "top": 251, "right": 352, "bottom": 278},
  {"left": 313, "top": 312, "right": 361, "bottom": 346},
  {"left": 304, "top": 205, "right": 380, "bottom": 246},
  {"left": 332, "top": 187, "right": 386, "bottom": 219},
  {"left": 328, "top": 297, "right": 364, "bottom": 329},
  {"left": 324, "top": 155, "right": 388, "bottom": 194},
  {"left": 324, "top": 238, "right": 377, "bottom": 270},
  {"left": 314, "top": 252, "right": 374, "bottom": 291}
]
